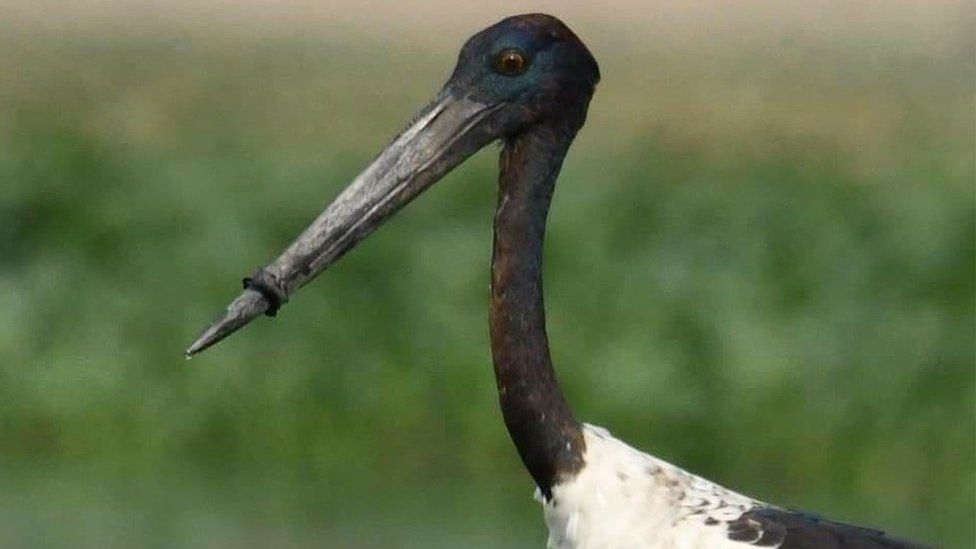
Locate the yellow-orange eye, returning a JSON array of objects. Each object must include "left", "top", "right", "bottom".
[{"left": 494, "top": 49, "right": 528, "bottom": 76}]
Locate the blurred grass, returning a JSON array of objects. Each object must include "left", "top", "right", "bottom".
[{"left": 0, "top": 4, "right": 973, "bottom": 548}]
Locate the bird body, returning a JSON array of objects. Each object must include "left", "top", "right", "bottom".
[
  {"left": 542, "top": 424, "right": 759, "bottom": 549},
  {"left": 187, "top": 13, "right": 929, "bottom": 549},
  {"left": 541, "top": 425, "right": 925, "bottom": 548}
]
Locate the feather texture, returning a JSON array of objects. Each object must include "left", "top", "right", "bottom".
[{"left": 539, "top": 425, "right": 929, "bottom": 549}]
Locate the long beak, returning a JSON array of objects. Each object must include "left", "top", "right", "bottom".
[{"left": 186, "top": 90, "right": 505, "bottom": 357}]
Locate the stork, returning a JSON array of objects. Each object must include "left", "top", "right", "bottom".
[{"left": 186, "top": 14, "right": 929, "bottom": 549}]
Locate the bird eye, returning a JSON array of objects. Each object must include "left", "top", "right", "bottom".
[{"left": 494, "top": 49, "right": 528, "bottom": 76}]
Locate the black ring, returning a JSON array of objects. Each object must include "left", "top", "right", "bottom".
[{"left": 242, "top": 268, "right": 288, "bottom": 317}]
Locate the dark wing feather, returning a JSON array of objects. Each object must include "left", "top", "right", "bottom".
[{"left": 726, "top": 507, "right": 933, "bottom": 549}]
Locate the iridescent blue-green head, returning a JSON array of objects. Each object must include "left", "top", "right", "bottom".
[
  {"left": 447, "top": 13, "right": 600, "bottom": 131},
  {"left": 187, "top": 14, "right": 600, "bottom": 356}
]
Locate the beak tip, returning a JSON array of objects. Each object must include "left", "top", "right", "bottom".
[
  {"left": 185, "top": 289, "right": 270, "bottom": 358},
  {"left": 184, "top": 337, "right": 209, "bottom": 359}
]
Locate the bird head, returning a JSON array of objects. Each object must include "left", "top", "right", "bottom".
[
  {"left": 448, "top": 13, "right": 600, "bottom": 130},
  {"left": 186, "top": 13, "right": 599, "bottom": 356}
]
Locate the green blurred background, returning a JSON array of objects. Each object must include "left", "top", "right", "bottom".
[{"left": 1, "top": 1, "right": 973, "bottom": 547}]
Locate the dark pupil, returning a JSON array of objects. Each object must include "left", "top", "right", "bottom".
[{"left": 500, "top": 52, "right": 523, "bottom": 74}]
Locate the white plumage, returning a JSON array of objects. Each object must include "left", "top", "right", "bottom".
[{"left": 541, "top": 424, "right": 764, "bottom": 549}]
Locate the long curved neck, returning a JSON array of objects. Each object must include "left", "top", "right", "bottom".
[{"left": 490, "top": 125, "right": 584, "bottom": 499}]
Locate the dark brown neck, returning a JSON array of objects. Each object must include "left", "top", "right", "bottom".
[{"left": 489, "top": 125, "right": 584, "bottom": 499}]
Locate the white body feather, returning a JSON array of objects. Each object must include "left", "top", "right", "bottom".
[{"left": 539, "top": 424, "right": 764, "bottom": 549}]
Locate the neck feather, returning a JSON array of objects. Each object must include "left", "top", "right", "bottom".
[{"left": 489, "top": 125, "right": 584, "bottom": 499}]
